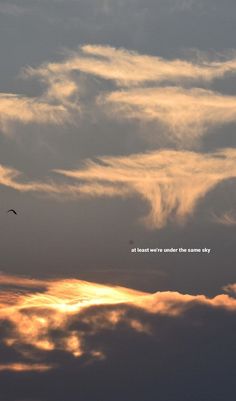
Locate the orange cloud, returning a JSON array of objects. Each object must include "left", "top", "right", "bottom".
[
  {"left": 1, "top": 273, "right": 236, "bottom": 371},
  {"left": 1, "top": 148, "right": 236, "bottom": 228},
  {"left": 2, "top": 44, "right": 236, "bottom": 140},
  {"left": 0, "top": 164, "right": 83, "bottom": 198},
  {"left": 0, "top": 275, "right": 147, "bottom": 359},
  {"left": 100, "top": 87, "right": 236, "bottom": 144},
  {"left": 29, "top": 44, "right": 236, "bottom": 86},
  {"left": 0, "top": 94, "right": 70, "bottom": 134},
  {"left": 224, "top": 283, "right": 236, "bottom": 294},
  {"left": 0, "top": 363, "right": 54, "bottom": 372},
  {"left": 55, "top": 148, "right": 236, "bottom": 228}
]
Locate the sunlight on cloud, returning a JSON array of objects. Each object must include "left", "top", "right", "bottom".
[
  {"left": 0, "top": 163, "right": 128, "bottom": 200},
  {"left": 1, "top": 274, "right": 236, "bottom": 372},
  {"left": 2, "top": 44, "right": 236, "bottom": 139},
  {"left": 1, "top": 148, "right": 236, "bottom": 228},
  {"left": 0, "top": 363, "right": 54, "bottom": 372},
  {"left": 28, "top": 44, "right": 236, "bottom": 86},
  {"left": 21, "top": 44, "right": 236, "bottom": 146},
  {"left": 224, "top": 283, "right": 236, "bottom": 295},
  {"left": 100, "top": 87, "right": 236, "bottom": 144},
  {"left": 0, "top": 164, "right": 84, "bottom": 198},
  {"left": 55, "top": 148, "right": 236, "bottom": 228},
  {"left": 0, "top": 94, "right": 70, "bottom": 134},
  {"left": 0, "top": 275, "right": 147, "bottom": 361}
]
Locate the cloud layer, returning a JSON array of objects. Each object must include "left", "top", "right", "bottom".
[
  {"left": 2, "top": 43, "right": 236, "bottom": 145},
  {"left": 1, "top": 44, "right": 236, "bottom": 229},
  {"left": 0, "top": 273, "right": 236, "bottom": 401},
  {"left": 56, "top": 148, "right": 236, "bottom": 228},
  {"left": 1, "top": 273, "right": 236, "bottom": 364}
]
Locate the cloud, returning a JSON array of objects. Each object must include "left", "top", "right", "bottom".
[
  {"left": 23, "top": 44, "right": 236, "bottom": 146},
  {"left": 0, "top": 164, "right": 84, "bottom": 199},
  {"left": 0, "top": 274, "right": 147, "bottom": 362},
  {"left": 0, "top": 273, "right": 236, "bottom": 382},
  {"left": 224, "top": 283, "right": 236, "bottom": 295},
  {"left": 0, "top": 65, "right": 79, "bottom": 135},
  {"left": 1, "top": 148, "right": 236, "bottom": 228},
  {"left": 3, "top": 44, "right": 236, "bottom": 141},
  {"left": 99, "top": 86, "right": 236, "bottom": 144},
  {"left": 28, "top": 44, "right": 236, "bottom": 87},
  {"left": 0, "top": 164, "right": 57, "bottom": 194},
  {"left": 0, "top": 162, "right": 127, "bottom": 200},
  {"left": 55, "top": 148, "right": 236, "bottom": 228},
  {"left": 0, "top": 94, "right": 69, "bottom": 134},
  {"left": 212, "top": 210, "right": 236, "bottom": 226},
  {"left": 0, "top": 363, "right": 53, "bottom": 372}
]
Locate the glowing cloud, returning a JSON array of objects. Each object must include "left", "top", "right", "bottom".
[
  {"left": 100, "top": 87, "right": 236, "bottom": 143},
  {"left": 1, "top": 148, "right": 236, "bottom": 228},
  {"left": 0, "top": 164, "right": 84, "bottom": 198},
  {"left": 29, "top": 44, "right": 236, "bottom": 86},
  {"left": 3, "top": 44, "right": 236, "bottom": 140},
  {"left": 1, "top": 273, "right": 236, "bottom": 371},
  {"left": 55, "top": 148, "right": 236, "bottom": 228},
  {"left": 26, "top": 44, "right": 236, "bottom": 145},
  {"left": 0, "top": 363, "right": 54, "bottom": 372},
  {"left": 2, "top": 148, "right": 236, "bottom": 229},
  {"left": 0, "top": 94, "right": 70, "bottom": 134},
  {"left": 0, "top": 275, "right": 147, "bottom": 359}
]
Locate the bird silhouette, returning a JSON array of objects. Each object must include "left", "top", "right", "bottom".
[{"left": 7, "top": 209, "right": 18, "bottom": 215}]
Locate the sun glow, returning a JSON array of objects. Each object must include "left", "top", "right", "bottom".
[
  {"left": 0, "top": 363, "right": 54, "bottom": 372},
  {"left": 1, "top": 274, "right": 236, "bottom": 372},
  {"left": 0, "top": 275, "right": 147, "bottom": 360}
]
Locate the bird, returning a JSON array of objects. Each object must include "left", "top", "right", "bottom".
[{"left": 7, "top": 209, "right": 18, "bottom": 215}]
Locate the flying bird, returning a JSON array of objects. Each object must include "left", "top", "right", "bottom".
[{"left": 7, "top": 209, "right": 18, "bottom": 215}]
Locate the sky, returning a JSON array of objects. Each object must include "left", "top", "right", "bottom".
[{"left": 0, "top": 1, "right": 236, "bottom": 400}]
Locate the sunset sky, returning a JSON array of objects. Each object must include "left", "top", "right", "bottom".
[{"left": 0, "top": 1, "right": 236, "bottom": 400}]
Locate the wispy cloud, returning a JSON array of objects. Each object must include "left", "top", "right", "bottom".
[
  {"left": 99, "top": 87, "right": 236, "bottom": 144},
  {"left": 22, "top": 44, "right": 236, "bottom": 145},
  {"left": 55, "top": 148, "right": 236, "bottom": 228},
  {"left": 0, "top": 65, "right": 79, "bottom": 135},
  {"left": 212, "top": 210, "right": 236, "bottom": 226},
  {"left": 28, "top": 44, "right": 236, "bottom": 86},
  {"left": 2, "top": 44, "right": 236, "bottom": 141},
  {"left": 0, "top": 94, "right": 69, "bottom": 134},
  {"left": 0, "top": 164, "right": 82, "bottom": 198},
  {"left": 1, "top": 148, "right": 236, "bottom": 228}
]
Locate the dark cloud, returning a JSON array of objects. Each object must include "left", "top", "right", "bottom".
[{"left": 0, "top": 281, "right": 236, "bottom": 401}]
